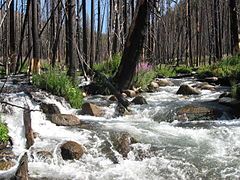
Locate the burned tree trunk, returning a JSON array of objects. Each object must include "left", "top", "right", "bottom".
[
  {"left": 31, "top": 0, "right": 41, "bottom": 74},
  {"left": 229, "top": 0, "right": 239, "bottom": 55},
  {"left": 113, "top": 0, "right": 149, "bottom": 90},
  {"left": 23, "top": 109, "right": 34, "bottom": 149}
]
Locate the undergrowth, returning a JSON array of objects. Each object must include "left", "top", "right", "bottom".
[{"left": 32, "top": 68, "right": 83, "bottom": 108}]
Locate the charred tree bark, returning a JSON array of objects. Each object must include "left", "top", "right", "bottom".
[
  {"left": 23, "top": 109, "right": 34, "bottom": 149},
  {"left": 229, "top": 0, "right": 239, "bottom": 55},
  {"left": 113, "top": 0, "right": 149, "bottom": 90},
  {"left": 9, "top": 0, "right": 16, "bottom": 74},
  {"left": 66, "top": 0, "right": 76, "bottom": 81},
  {"left": 31, "top": 0, "right": 41, "bottom": 74},
  {"left": 82, "top": 0, "right": 88, "bottom": 71}
]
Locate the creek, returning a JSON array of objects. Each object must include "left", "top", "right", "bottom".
[{"left": 0, "top": 77, "right": 240, "bottom": 179}]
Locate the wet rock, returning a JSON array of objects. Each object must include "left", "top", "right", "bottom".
[
  {"left": 0, "top": 141, "right": 8, "bottom": 150},
  {"left": 111, "top": 132, "right": 137, "bottom": 158},
  {"left": 156, "top": 79, "right": 173, "bottom": 86},
  {"left": 194, "top": 82, "right": 215, "bottom": 91},
  {"left": 147, "top": 82, "right": 159, "bottom": 92},
  {"left": 81, "top": 102, "right": 103, "bottom": 117},
  {"left": 108, "top": 95, "right": 117, "bottom": 102},
  {"left": 60, "top": 141, "right": 85, "bottom": 160},
  {"left": 40, "top": 103, "right": 60, "bottom": 115},
  {"left": 100, "top": 140, "right": 119, "bottom": 164},
  {"left": 177, "top": 105, "right": 222, "bottom": 121},
  {"left": 14, "top": 153, "right": 28, "bottom": 179},
  {"left": 36, "top": 151, "right": 53, "bottom": 163},
  {"left": 176, "top": 84, "right": 201, "bottom": 95},
  {"left": 50, "top": 114, "right": 81, "bottom": 126},
  {"left": 122, "top": 90, "right": 136, "bottom": 98},
  {"left": 0, "top": 148, "right": 16, "bottom": 160},
  {"left": 114, "top": 104, "right": 132, "bottom": 116},
  {"left": 204, "top": 77, "right": 218, "bottom": 83},
  {"left": 0, "top": 160, "right": 15, "bottom": 170},
  {"left": 131, "top": 96, "right": 147, "bottom": 105},
  {"left": 121, "top": 93, "right": 127, "bottom": 98},
  {"left": 0, "top": 104, "right": 14, "bottom": 114},
  {"left": 219, "top": 92, "right": 232, "bottom": 99}
]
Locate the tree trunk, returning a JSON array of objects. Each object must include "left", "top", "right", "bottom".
[
  {"left": 113, "top": 0, "right": 149, "bottom": 90},
  {"left": 66, "top": 0, "right": 76, "bottom": 81},
  {"left": 9, "top": 0, "right": 16, "bottom": 74},
  {"left": 90, "top": 0, "right": 95, "bottom": 68},
  {"left": 229, "top": 0, "right": 239, "bottom": 55},
  {"left": 82, "top": 0, "right": 88, "bottom": 71},
  {"left": 31, "top": 0, "right": 41, "bottom": 74}
]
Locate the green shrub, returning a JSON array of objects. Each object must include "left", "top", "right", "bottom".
[
  {"left": 0, "top": 123, "right": 9, "bottom": 143},
  {"left": 32, "top": 69, "right": 83, "bottom": 108},
  {"left": 134, "top": 70, "right": 157, "bottom": 90},
  {"left": 154, "top": 66, "right": 176, "bottom": 78},
  {"left": 175, "top": 66, "right": 192, "bottom": 74},
  {"left": 93, "top": 53, "right": 121, "bottom": 77},
  {"left": 196, "top": 66, "right": 214, "bottom": 79}
]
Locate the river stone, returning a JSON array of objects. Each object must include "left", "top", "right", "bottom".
[
  {"left": 177, "top": 105, "right": 222, "bottom": 121},
  {"left": 204, "top": 77, "right": 218, "bottom": 83},
  {"left": 131, "top": 96, "right": 147, "bottom": 105},
  {"left": 0, "top": 148, "right": 16, "bottom": 160},
  {"left": 50, "top": 114, "right": 81, "bottom": 126},
  {"left": 40, "top": 103, "right": 60, "bottom": 114},
  {"left": 60, "top": 141, "right": 85, "bottom": 160},
  {"left": 147, "top": 82, "right": 159, "bottom": 92},
  {"left": 108, "top": 95, "right": 117, "bottom": 102},
  {"left": 81, "top": 102, "right": 103, "bottom": 117},
  {"left": 111, "top": 132, "right": 137, "bottom": 158},
  {"left": 176, "top": 84, "right": 201, "bottom": 95},
  {"left": 156, "top": 79, "right": 173, "bottom": 86},
  {"left": 122, "top": 90, "right": 137, "bottom": 98},
  {"left": 0, "top": 160, "right": 15, "bottom": 170},
  {"left": 36, "top": 151, "right": 53, "bottom": 160}
]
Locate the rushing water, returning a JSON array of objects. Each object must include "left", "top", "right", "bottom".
[{"left": 1, "top": 77, "right": 240, "bottom": 179}]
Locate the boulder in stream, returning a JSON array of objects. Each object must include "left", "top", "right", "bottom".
[
  {"left": 81, "top": 102, "right": 103, "bottom": 117},
  {"left": 177, "top": 105, "right": 222, "bottom": 121},
  {"left": 40, "top": 102, "right": 60, "bottom": 114},
  {"left": 60, "top": 141, "right": 85, "bottom": 160},
  {"left": 156, "top": 78, "right": 174, "bottom": 86},
  {"left": 176, "top": 84, "right": 201, "bottom": 95},
  {"left": 122, "top": 90, "right": 137, "bottom": 98},
  {"left": 0, "top": 160, "right": 15, "bottom": 171},
  {"left": 131, "top": 96, "right": 148, "bottom": 105},
  {"left": 50, "top": 114, "right": 81, "bottom": 126}
]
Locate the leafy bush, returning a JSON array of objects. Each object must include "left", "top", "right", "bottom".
[
  {"left": 0, "top": 123, "right": 9, "bottom": 143},
  {"left": 32, "top": 69, "right": 83, "bottom": 108},
  {"left": 154, "top": 66, "right": 176, "bottom": 78},
  {"left": 175, "top": 66, "right": 192, "bottom": 74},
  {"left": 134, "top": 70, "right": 157, "bottom": 90},
  {"left": 93, "top": 53, "right": 121, "bottom": 77}
]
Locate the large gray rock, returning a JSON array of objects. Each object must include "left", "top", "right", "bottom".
[
  {"left": 40, "top": 103, "right": 60, "bottom": 114},
  {"left": 60, "top": 141, "right": 85, "bottom": 160},
  {"left": 177, "top": 84, "right": 201, "bottom": 95},
  {"left": 50, "top": 114, "right": 81, "bottom": 126},
  {"left": 81, "top": 102, "right": 103, "bottom": 117}
]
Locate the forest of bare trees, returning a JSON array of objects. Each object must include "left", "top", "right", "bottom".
[{"left": 0, "top": 0, "right": 239, "bottom": 78}]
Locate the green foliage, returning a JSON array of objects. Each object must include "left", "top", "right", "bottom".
[
  {"left": 175, "top": 66, "right": 192, "bottom": 74},
  {"left": 93, "top": 53, "right": 121, "bottom": 77},
  {"left": 32, "top": 69, "right": 83, "bottom": 108},
  {"left": 197, "top": 56, "right": 240, "bottom": 80},
  {"left": 154, "top": 66, "right": 176, "bottom": 78},
  {"left": 231, "top": 83, "right": 240, "bottom": 100},
  {"left": 134, "top": 70, "right": 157, "bottom": 90},
  {"left": 0, "top": 122, "right": 9, "bottom": 143}
]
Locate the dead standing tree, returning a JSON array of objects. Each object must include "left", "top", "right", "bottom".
[{"left": 113, "top": 0, "right": 149, "bottom": 90}]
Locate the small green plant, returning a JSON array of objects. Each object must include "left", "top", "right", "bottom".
[
  {"left": 134, "top": 70, "right": 157, "bottom": 90},
  {"left": 0, "top": 123, "right": 9, "bottom": 143},
  {"left": 154, "top": 66, "right": 176, "bottom": 78},
  {"left": 32, "top": 69, "right": 83, "bottom": 108},
  {"left": 175, "top": 66, "right": 192, "bottom": 74},
  {"left": 196, "top": 66, "right": 214, "bottom": 79},
  {"left": 93, "top": 53, "right": 121, "bottom": 77}
]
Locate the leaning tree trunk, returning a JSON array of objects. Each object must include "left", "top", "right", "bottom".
[
  {"left": 31, "top": 0, "right": 41, "bottom": 74},
  {"left": 113, "top": 0, "right": 149, "bottom": 90}
]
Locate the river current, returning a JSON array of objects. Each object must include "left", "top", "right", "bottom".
[{"left": 0, "top": 77, "right": 240, "bottom": 179}]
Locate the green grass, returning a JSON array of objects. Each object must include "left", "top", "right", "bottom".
[
  {"left": 197, "top": 56, "right": 240, "bottom": 80},
  {"left": 93, "top": 53, "right": 121, "bottom": 77},
  {"left": 32, "top": 68, "right": 83, "bottom": 108},
  {"left": 134, "top": 70, "right": 157, "bottom": 90},
  {"left": 175, "top": 66, "right": 193, "bottom": 74},
  {"left": 154, "top": 66, "right": 176, "bottom": 78},
  {"left": 0, "top": 123, "right": 9, "bottom": 143}
]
